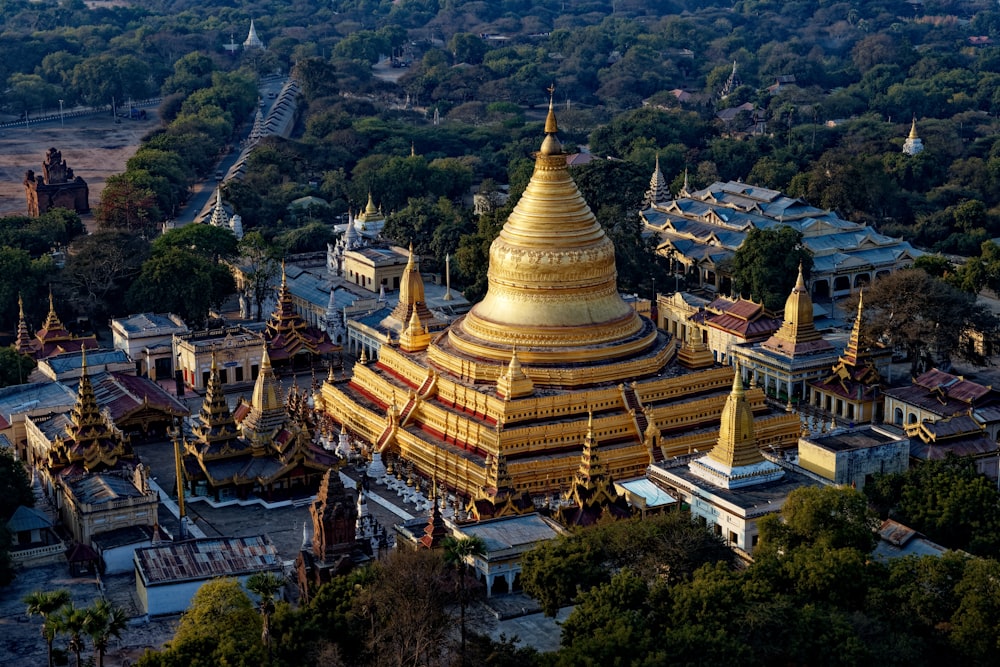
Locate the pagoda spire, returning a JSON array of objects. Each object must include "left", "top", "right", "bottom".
[
  {"left": 193, "top": 350, "right": 238, "bottom": 444},
  {"left": 496, "top": 346, "right": 534, "bottom": 399},
  {"left": 707, "top": 365, "right": 762, "bottom": 469},
  {"left": 645, "top": 153, "right": 670, "bottom": 207},
  {"left": 240, "top": 343, "right": 287, "bottom": 440},
  {"left": 42, "top": 286, "right": 63, "bottom": 332},
  {"left": 687, "top": 362, "right": 784, "bottom": 490},
  {"left": 761, "top": 262, "right": 833, "bottom": 357},
  {"left": 389, "top": 243, "right": 431, "bottom": 327},
  {"left": 451, "top": 84, "right": 650, "bottom": 366},
  {"left": 210, "top": 187, "right": 229, "bottom": 228},
  {"left": 15, "top": 293, "right": 33, "bottom": 354},
  {"left": 841, "top": 289, "right": 866, "bottom": 367}
]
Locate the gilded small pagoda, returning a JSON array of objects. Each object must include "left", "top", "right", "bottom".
[
  {"left": 182, "top": 350, "right": 335, "bottom": 502},
  {"left": 318, "top": 94, "right": 800, "bottom": 503}
]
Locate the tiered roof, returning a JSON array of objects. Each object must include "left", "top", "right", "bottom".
[
  {"left": 44, "top": 349, "right": 134, "bottom": 477},
  {"left": 810, "top": 292, "right": 883, "bottom": 401},
  {"left": 265, "top": 263, "right": 339, "bottom": 363},
  {"left": 16, "top": 291, "right": 97, "bottom": 360}
]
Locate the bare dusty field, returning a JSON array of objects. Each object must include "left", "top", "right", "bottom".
[{"left": 0, "top": 111, "right": 154, "bottom": 221}]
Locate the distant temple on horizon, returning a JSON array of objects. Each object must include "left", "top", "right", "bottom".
[{"left": 23, "top": 147, "right": 89, "bottom": 216}]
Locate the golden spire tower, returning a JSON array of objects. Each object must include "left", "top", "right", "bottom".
[
  {"left": 240, "top": 344, "right": 287, "bottom": 440},
  {"left": 447, "top": 86, "right": 659, "bottom": 368},
  {"left": 192, "top": 351, "right": 239, "bottom": 445},
  {"left": 689, "top": 364, "right": 784, "bottom": 489},
  {"left": 761, "top": 263, "right": 833, "bottom": 357}
]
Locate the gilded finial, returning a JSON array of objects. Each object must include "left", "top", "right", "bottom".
[
  {"left": 795, "top": 261, "right": 805, "bottom": 289},
  {"left": 544, "top": 83, "right": 558, "bottom": 135},
  {"left": 281, "top": 259, "right": 287, "bottom": 287},
  {"left": 18, "top": 293, "right": 24, "bottom": 320}
]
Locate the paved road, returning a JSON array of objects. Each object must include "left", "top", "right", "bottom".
[{"left": 172, "top": 77, "right": 288, "bottom": 226}]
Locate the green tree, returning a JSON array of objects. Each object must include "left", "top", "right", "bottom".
[
  {"left": 126, "top": 247, "right": 235, "bottom": 327},
  {"left": 730, "top": 227, "right": 813, "bottom": 310},
  {"left": 866, "top": 456, "right": 1000, "bottom": 556},
  {"left": 443, "top": 535, "right": 487, "bottom": 665},
  {"left": 23, "top": 590, "right": 71, "bottom": 667},
  {"left": 238, "top": 232, "right": 280, "bottom": 322},
  {"left": 757, "top": 485, "right": 879, "bottom": 555},
  {"left": 0, "top": 448, "right": 32, "bottom": 521},
  {"left": 245, "top": 572, "right": 285, "bottom": 665},
  {"left": 60, "top": 231, "right": 149, "bottom": 321},
  {"left": 858, "top": 268, "right": 997, "bottom": 373},
  {"left": 84, "top": 599, "right": 128, "bottom": 667},
  {"left": 152, "top": 225, "right": 238, "bottom": 263},
  {"left": 137, "top": 578, "right": 264, "bottom": 667},
  {"left": 54, "top": 603, "right": 89, "bottom": 667},
  {"left": 0, "top": 346, "right": 35, "bottom": 388}
]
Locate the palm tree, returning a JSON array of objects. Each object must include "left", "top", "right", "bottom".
[
  {"left": 442, "top": 535, "right": 487, "bottom": 666},
  {"left": 53, "top": 603, "right": 88, "bottom": 667},
  {"left": 84, "top": 599, "right": 128, "bottom": 667},
  {"left": 245, "top": 571, "right": 285, "bottom": 665},
  {"left": 23, "top": 589, "right": 71, "bottom": 667}
]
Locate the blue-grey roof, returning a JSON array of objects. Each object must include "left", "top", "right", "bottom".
[
  {"left": 67, "top": 473, "right": 147, "bottom": 504},
  {"left": 6, "top": 505, "right": 53, "bottom": 532},
  {"left": 454, "top": 513, "right": 562, "bottom": 553},
  {"left": 45, "top": 349, "right": 130, "bottom": 375},
  {"left": 113, "top": 313, "right": 188, "bottom": 335},
  {"left": 0, "top": 382, "right": 76, "bottom": 420}
]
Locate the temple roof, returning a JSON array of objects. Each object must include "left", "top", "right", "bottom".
[{"left": 265, "top": 263, "right": 340, "bottom": 361}]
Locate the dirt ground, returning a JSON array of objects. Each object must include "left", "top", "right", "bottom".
[{"left": 0, "top": 110, "right": 154, "bottom": 223}]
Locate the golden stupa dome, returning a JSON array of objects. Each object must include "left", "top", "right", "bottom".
[
  {"left": 447, "top": 90, "right": 656, "bottom": 366},
  {"left": 398, "top": 244, "right": 425, "bottom": 306}
]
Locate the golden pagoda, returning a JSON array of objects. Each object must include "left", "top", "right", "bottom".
[
  {"left": 688, "top": 364, "right": 784, "bottom": 489},
  {"left": 44, "top": 347, "right": 134, "bottom": 476},
  {"left": 760, "top": 263, "right": 833, "bottom": 358},
  {"left": 318, "top": 92, "right": 800, "bottom": 501}
]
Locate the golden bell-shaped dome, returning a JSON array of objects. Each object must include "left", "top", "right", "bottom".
[{"left": 449, "top": 92, "right": 654, "bottom": 365}]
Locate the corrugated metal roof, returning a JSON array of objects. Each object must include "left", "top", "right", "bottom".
[{"left": 135, "top": 535, "right": 280, "bottom": 585}]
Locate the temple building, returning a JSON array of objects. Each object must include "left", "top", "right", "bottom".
[
  {"left": 808, "top": 291, "right": 892, "bottom": 424},
  {"left": 23, "top": 147, "right": 89, "bottom": 216},
  {"left": 642, "top": 180, "right": 921, "bottom": 300},
  {"left": 731, "top": 264, "right": 843, "bottom": 405},
  {"left": 25, "top": 350, "right": 136, "bottom": 494},
  {"left": 649, "top": 367, "right": 822, "bottom": 554},
  {"left": 295, "top": 467, "right": 378, "bottom": 601},
  {"left": 264, "top": 263, "right": 341, "bottom": 369},
  {"left": 16, "top": 292, "right": 98, "bottom": 361},
  {"left": 111, "top": 312, "right": 190, "bottom": 382},
  {"left": 318, "top": 98, "right": 800, "bottom": 505},
  {"left": 181, "top": 350, "right": 334, "bottom": 502},
  {"left": 174, "top": 323, "right": 265, "bottom": 391}
]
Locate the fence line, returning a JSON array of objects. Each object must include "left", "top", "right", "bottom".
[{"left": 0, "top": 98, "right": 162, "bottom": 131}]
